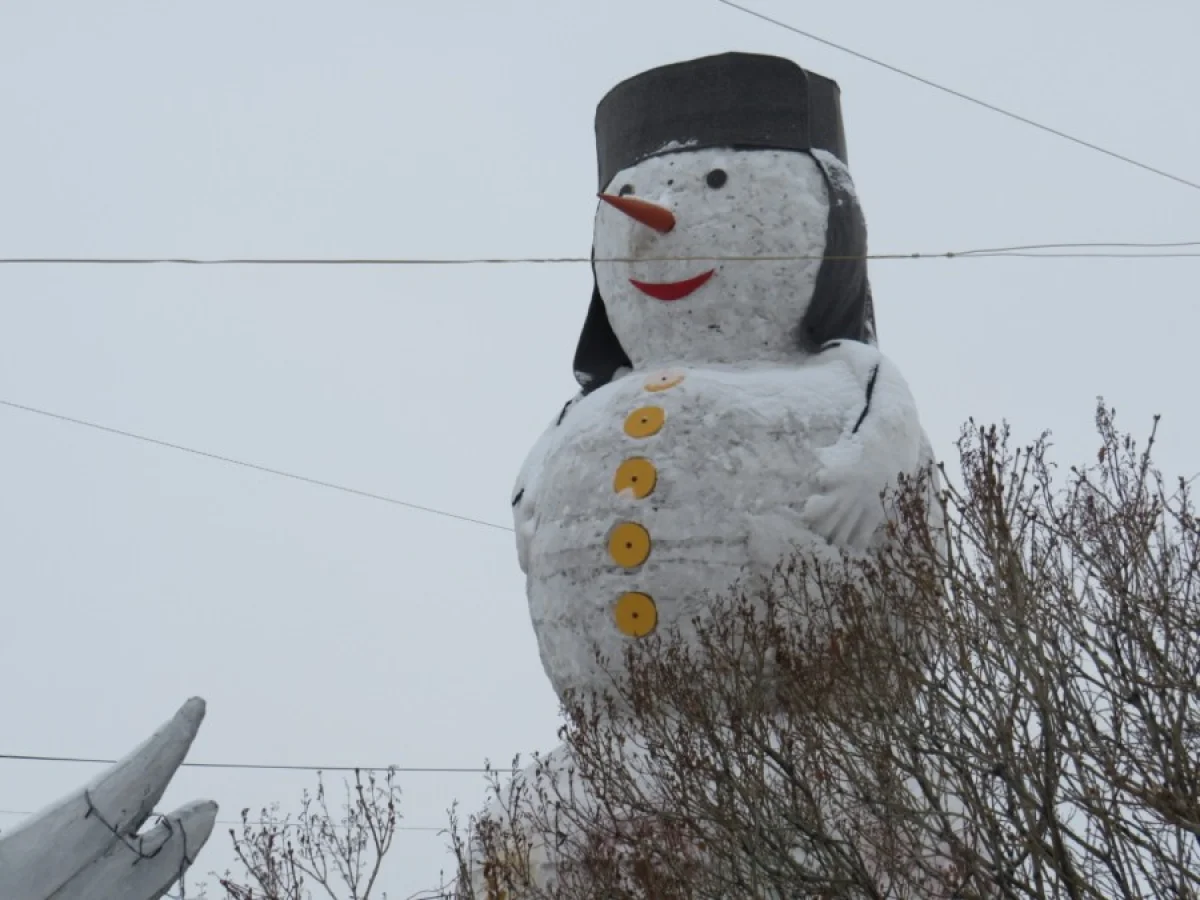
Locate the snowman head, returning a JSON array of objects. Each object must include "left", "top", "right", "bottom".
[{"left": 574, "top": 53, "right": 877, "bottom": 391}]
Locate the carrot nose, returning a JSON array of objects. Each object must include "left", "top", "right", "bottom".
[{"left": 598, "top": 193, "right": 676, "bottom": 234}]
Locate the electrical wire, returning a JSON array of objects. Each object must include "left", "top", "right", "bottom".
[
  {"left": 953, "top": 240, "right": 1200, "bottom": 254},
  {"left": 1, "top": 241, "right": 1200, "bottom": 267},
  {"left": 0, "top": 808, "right": 445, "bottom": 832},
  {"left": 0, "top": 399, "right": 513, "bottom": 533},
  {"left": 954, "top": 250, "right": 1200, "bottom": 258},
  {"left": 715, "top": 0, "right": 1200, "bottom": 194},
  {"left": 0, "top": 752, "right": 490, "bottom": 775}
]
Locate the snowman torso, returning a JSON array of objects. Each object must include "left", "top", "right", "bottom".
[{"left": 519, "top": 359, "right": 873, "bottom": 701}]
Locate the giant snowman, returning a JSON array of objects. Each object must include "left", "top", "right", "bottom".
[
  {"left": 515, "top": 52, "right": 934, "bottom": 702},
  {"left": 473, "top": 52, "right": 938, "bottom": 892}
]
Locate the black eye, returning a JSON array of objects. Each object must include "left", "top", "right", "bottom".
[
  {"left": 618, "top": 183, "right": 635, "bottom": 196},
  {"left": 706, "top": 168, "right": 728, "bottom": 189}
]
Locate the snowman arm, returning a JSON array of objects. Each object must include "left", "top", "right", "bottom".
[
  {"left": 802, "top": 341, "right": 925, "bottom": 549},
  {"left": 820, "top": 339, "right": 923, "bottom": 469},
  {"left": 512, "top": 392, "right": 583, "bottom": 573},
  {"left": 845, "top": 343, "right": 920, "bottom": 451}
]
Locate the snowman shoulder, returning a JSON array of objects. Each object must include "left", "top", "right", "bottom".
[
  {"left": 810, "top": 339, "right": 917, "bottom": 420},
  {"left": 811, "top": 338, "right": 887, "bottom": 380}
]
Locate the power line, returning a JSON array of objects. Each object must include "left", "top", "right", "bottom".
[
  {"left": 955, "top": 240, "right": 1200, "bottom": 254},
  {"left": 1, "top": 242, "right": 1200, "bottom": 267},
  {"left": 716, "top": 0, "right": 1200, "bottom": 194},
  {"left": 0, "top": 399, "right": 512, "bottom": 533},
  {"left": 0, "top": 808, "right": 445, "bottom": 833},
  {"left": 955, "top": 250, "right": 1200, "bottom": 258},
  {"left": 0, "top": 752, "right": 490, "bottom": 775}
]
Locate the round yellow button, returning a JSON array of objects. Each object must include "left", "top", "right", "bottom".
[
  {"left": 624, "top": 406, "right": 665, "bottom": 438},
  {"left": 644, "top": 372, "right": 685, "bottom": 393},
  {"left": 613, "top": 457, "right": 657, "bottom": 499},
  {"left": 614, "top": 592, "right": 657, "bottom": 637},
  {"left": 608, "top": 522, "right": 651, "bottom": 568}
]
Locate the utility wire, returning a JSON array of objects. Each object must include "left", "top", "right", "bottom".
[
  {"left": 0, "top": 399, "right": 513, "bottom": 533},
  {"left": 716, "top": 0, "right": 1200, "bottom": 194},
  {"left": 953, "top": 250, "right": 1200, "bottom": 258},
  {"left": 0, "top": 752, "right": 490, "bottom": 775},
  {"left": 0, "top": 808, "right": 445, "bottom": 832},
  {"left": 2, "top": 242, "right": 1200, "bottom": 267},
  {"left": 953, "top": 240, "right": 1200, "bottom": 254}
]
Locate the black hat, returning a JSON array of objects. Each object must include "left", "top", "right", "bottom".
[
  {"left": 573, "top": 52, "right": 877, "bottom": 394},
  {"left": 595, "top": 51, "right": 848, "bottom": 191}
]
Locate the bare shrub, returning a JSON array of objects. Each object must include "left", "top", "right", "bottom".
[
  {"left": 216, "top": 769, "right": 402, "bottom": 900},
  {"left": 454, "top": 403, "right": 1200, "bottom": 899}
]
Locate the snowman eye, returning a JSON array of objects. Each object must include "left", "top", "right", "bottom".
[
  {"left": 706, "top": 169, "right": 728, "bottom": 189},
  {"left": 618, "top": 183, "right": 635, "bottom": 196}
]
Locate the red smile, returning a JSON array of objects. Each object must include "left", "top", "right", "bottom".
[{"left": 629, "top": 269, "right": 716, "bottom": 302}]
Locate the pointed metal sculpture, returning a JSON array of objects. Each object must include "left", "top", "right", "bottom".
[{"left": 0, "top": 697, "right": 217, "bottom": 900}]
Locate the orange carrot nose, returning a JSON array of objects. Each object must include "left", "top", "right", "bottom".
[{"left": 598, "top": 193, "right": 676, "bottom": 234}]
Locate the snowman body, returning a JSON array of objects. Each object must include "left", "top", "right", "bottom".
[{"left": 519, "top": 354, "right": 921, "bottom": 702}]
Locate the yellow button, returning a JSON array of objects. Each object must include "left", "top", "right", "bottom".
[
  {"left": 608, "top": 522, "right": 651, "bottom": 568},
  {"left": 644, "top": 371, "right": 685, "bottom": 393},
  {"left": 624, "top": 406, "right": 665, "bottom": 438},
  {"left": 613, "top": 458, "right": 657, "bottom": 499},
  {"left": 614, "top": 592, "right": 657, "bottom": 637}
]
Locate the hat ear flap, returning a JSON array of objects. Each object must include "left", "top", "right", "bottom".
[
  {"left": 573, "top": 280, "right": 632, "bottom": 394},
  {"left": 862, "top": 284, "right": 878, "bottom": 346},
  {"left": 797, "top": 152, "right": 877, "bottom": 350}
]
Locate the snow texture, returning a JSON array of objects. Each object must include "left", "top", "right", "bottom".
[
  {"left": 593, "top": 149, "right": 830, "bottom": 368},
  {"left": 515, "top": 351, "right": 926, "bottom": 704},
  {"left": 812, "top": 148, "right": 857, "bottom": 203},
  {"left": 651, "top": 138, "right": 699, "bottom": 154}
]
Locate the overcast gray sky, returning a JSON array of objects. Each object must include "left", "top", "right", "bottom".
[{"left": 1, "top": 1, "right": 1197, "bottom": 895}]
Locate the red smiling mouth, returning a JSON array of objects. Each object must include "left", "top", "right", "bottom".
[{"left": 629, "top": 269, "right": 716, "bottom": 302}]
